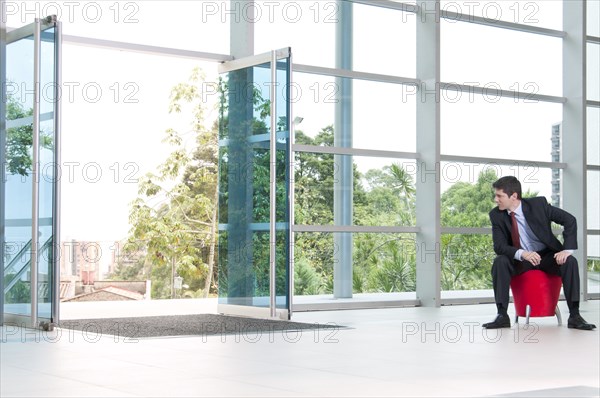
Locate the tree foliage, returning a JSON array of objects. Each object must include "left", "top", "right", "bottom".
[
  {"left": 112, "top": 68, "right": 218, "bottom": 299},
  {"left": 112, "top": 68, "right": 513, "bottom": 298}
]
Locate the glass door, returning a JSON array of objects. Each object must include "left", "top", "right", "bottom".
[
  {"left": 1, "top": 16, "right": 62, "bottom": 328},
  {"left": 217, "top": 48, "right": 293, "bottom": 319}
]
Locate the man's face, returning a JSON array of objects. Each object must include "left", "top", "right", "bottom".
[{"left": 494, "top": 188, "right": 517, "bottom": 211}]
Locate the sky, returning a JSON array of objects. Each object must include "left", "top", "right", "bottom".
[{"left": 2, "top": 0, "right": 599, "bottom": 259}]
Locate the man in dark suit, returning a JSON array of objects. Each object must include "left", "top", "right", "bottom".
[{"left": 483, "top": 176, "right": 596, "bottom": 330}]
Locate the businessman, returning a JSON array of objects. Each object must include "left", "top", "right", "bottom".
[{"left": 483, "top": 176, "right": 596, "bottom": 330}]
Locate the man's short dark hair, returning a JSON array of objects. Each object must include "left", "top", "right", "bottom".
[{"left": 493, "top": 176, "right": 522, "bottom": 199}]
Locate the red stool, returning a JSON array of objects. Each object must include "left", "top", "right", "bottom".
[{"left": 510, "top": 270, "right": 563, "bottom": 325}]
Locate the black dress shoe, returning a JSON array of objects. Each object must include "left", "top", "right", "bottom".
[
  {"left": 568, "top": 314, "right": 597, "bottom": 330},
  {"left": 482, "top": 314, "right": 511, "bottom": 329}
]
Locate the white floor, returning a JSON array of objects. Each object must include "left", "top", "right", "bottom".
[{"left": 1, "top": 300, "right": 599, "bottom": 398}]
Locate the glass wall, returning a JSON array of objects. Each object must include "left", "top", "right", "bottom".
[
  {"left": 294, "top": 74, "right": 417, "bottom": 153},
  {"left": 293, "top": 64, "right": 417, "bottom": 301},
  {"left": 588, "top": 107, "right": 600, "bottom": 166},
  {"left": 352, "top": 3, "right": 416, "bottom": 77},
  {"left": 587, "top": 1, "right": 600, "bottom": 297},
  {"left": 439, "top": 159, "right": 555, "bottom": 297},
  {"left": 441, "top": 94, "right": 562, "bottom": 162},
  {"left": 295, "top": 232, "right": 417, "bottom": 296},
  {"left": 439, "top": 2, "right": 567, "bottom": 300},
  {"left": 3, "top": 1, "right": 595, "bottom": 318},
  {"left": 441, "top": 20, "right": 562, "bottom": 96},
  {"left": 254, "top": 1, "right": 336, "bottom": 67},
  {"left": 588, "top": 171, "right": 600, "bottom": 295},
  {"left": 588, "top": 0, "right": 600, "bottom": 37},
  {"left": 588, "top": 235, "right": 600, "bottom": 295},
  {"left": 588, "top": 43, "right": 600, "bottom": 102},
  {"left": 295, "top": 154, "right": 417, "bottom": 227}
]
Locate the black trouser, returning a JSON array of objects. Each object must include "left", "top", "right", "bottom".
[{"left": 491, "top": 249, "right": 580, "bottom": 311}]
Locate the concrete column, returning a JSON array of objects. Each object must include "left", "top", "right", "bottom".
[
  {"left": 562, "top": 1, "right": 587, "bottom": 299},
  {"left": 226, "top": 0, "right": 256, "bottom": 304},
  {"left": 230, "top": 0, "right": 254, "bottom": 58},
  {"left": 415, "top": 0, "right": 441, "bottom": 307}
]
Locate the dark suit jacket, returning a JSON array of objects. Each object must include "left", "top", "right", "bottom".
[{"left": 489, "top": 196, "right": 578, "bottom": 259}]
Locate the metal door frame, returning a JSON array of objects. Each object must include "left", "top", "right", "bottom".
[{"left": 217, "top": 48, "right": 294, "bottom": 320}]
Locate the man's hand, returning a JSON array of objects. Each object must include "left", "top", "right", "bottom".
[
  {"left": 554, "top": 250, "right": 572, "bottom": 265},
  {"left": 524, "top": 251, "right": 541, "bottom": 266}
]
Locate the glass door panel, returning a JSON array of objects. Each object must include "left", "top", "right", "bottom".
[
  {"left": 3, "top": 29, "right": 35, "bottom": 319},
  {"left": 1, "top": 18, "right": 60, "bottom": 327},
  {"left": 217, "top": 49, "right": 291, "bottom": 319}
]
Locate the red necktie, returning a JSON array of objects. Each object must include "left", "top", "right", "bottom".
[{"left": 510, "top": 212, "right": 521, "bottom": 249}]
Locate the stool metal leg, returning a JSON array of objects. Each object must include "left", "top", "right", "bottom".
[
  {"left": 525, "top": 305, "right": 531, "bottom": 325},
  {"left": 555, "top": 306, "right": 562, "bottom": 326}
]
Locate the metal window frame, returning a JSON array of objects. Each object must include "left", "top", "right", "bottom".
[
  {"left": 352, "top": 0, "right": 567, "bottom": 38},
  {"left": 64, "top": 35, "right": 233, "bottom": 62},
  {"left": 294, "top": 64, "right": 420, "bottom": 86},
  {"left": 588, "top": 36, "right": 600, "bottom": 44},
  {"left": 440, "top": 82, "right": 566, "bottom": 104}
]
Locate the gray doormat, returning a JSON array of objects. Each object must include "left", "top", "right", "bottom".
[{"left": 58, "top": 314, "right": 343, "bottom": 339}]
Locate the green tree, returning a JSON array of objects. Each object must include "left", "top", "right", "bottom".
[
  {"left": 292, "top": 127, "right": 371, "bottom": 294},
  {"left": 120, "top": 68, "right": 219, "bottom": 299},
  {"left": 439, "top": 169, "right": 541, "bottom": 290},
  {"left": 440, "top": 170, "right": 497, "bottom": 290},
  {"left": 351, "top": 163, "right": 417, "bottom": 293},
  {"left": 362, "top": 163, "right": 415, "bottom": 226}
]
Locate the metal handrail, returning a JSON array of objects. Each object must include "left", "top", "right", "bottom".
[
  {"left": 4, "top": 239, "right": 32, "bottom": 271},
  {"left": 3, "top": 236, "right": 53, "bottom": 295}
]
